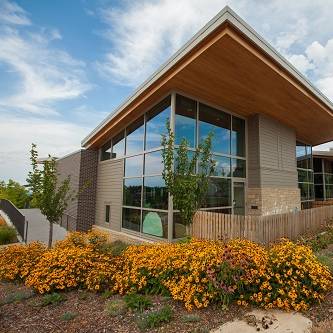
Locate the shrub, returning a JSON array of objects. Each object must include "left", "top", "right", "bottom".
[
  {"left": 60, "top": 311, "right": 78, "bottom": 321},
  {"left": 26, "top": 247, "right": 116, "bottom": 293},
  {"left": 113, "top": 240, "right": 226, "bottom": 310},
  {"left": 41, "top": 292, "right": 66, "bottom": 306},
  {"left": 181, "top": 314, "right": 201, "bottom": 323},
  {"left": 124, "top": 293, "right": 152, "bottom": 312},
  {"left": 249, "top": 240, "right": 332, "bottom": 311},
  {"left": 301, "top": 225, "right": 333, "bottom": 251},
  {"left": 207, "top": 239, "right": 267, "bottom": 307},
  {"left": 137, "top": 305, "right": 173, "bottom": 330},
  {"left": 105, "top": 299, "right": 127, "bottom": 316},
  {"left": 55, "top": 230, "right": 109, "bottom": 252},
  {"left": 0, "top": 242, "right": 46, "bottom": 281},
  {"left": 0, "top": 225, "right": 17, "bottom": 245},
  {"left": 0, "top": 290, "right": 34, "bottom": 305}
]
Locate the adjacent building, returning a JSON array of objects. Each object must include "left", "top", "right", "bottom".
[{"left": 59, "top": 7, "right": 333, "bottom": 242}]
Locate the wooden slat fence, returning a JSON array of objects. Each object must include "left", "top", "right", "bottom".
[{"left": 191, "top": 205, "right": 333, "bottom": 245}]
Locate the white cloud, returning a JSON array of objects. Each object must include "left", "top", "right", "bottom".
[
  {"left": 0, "top": 0, "right": 31, "bottom": 26},
  {"left": 0, "top": 115, "right": 89, "bottom": 183},
  {"left": 0, "top": 1, "right": 91, "bottom": 115},
  {"left": 95, "top": 0, "right": 333, "bottom": 102}
]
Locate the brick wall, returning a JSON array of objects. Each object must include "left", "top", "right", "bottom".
[
  {"left": 76, "top": 149, "right": 98, "bottom": 231},
  {"left": 247, "top": 187, "right": 301, "bottom": 216}
]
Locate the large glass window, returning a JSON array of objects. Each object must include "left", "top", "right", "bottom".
[
  {"left": 296, "top": 141, "right": 314, "bottom": 207},
  {"left": 144, "top": 151, "right": 163, "bottom": 175},
  {"left": 212, "top": 156, "right": 231, "bottom": 177},
  {"left": 145, "top": 97, "right": 170, "bottom": 150},
  {"left": 120, "top": 93, "right": 247, "bottom": 239},
  {"left": 175, "top": 95, "right": 197, "bottom": 148},
  {"left": 201, "top": 178, "right": 231, "bottom": 208},
  {"left": 126, "top": 116, "right": 144, "bottom": 155},
  {"left": 112, "top": 131, "right": 125, "bottom": 159},
  {"left": 124, "top": 155, "right": 143, "bottom": 177},
  {"left": 231, "top": 117, "right": 245, "bottom": 157},
  {"left": 100, "top": 141, "right": 111, "bottom": 161},
  {"left": 123, "top": 178, "right": 142, "bottom": 207},
  {"left": 143, "top": 176, "right": 168, "bottom": 210},
  {"left": 199, "top": 103, "right": 231, "bottom": 154},
  {"left": 142, "top": 210, "right": 168, "bottom": 238},
  {"left": 122, "top": 208, "right": 141, "bottom": 232}
]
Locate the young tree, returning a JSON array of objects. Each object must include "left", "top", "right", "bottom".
[
  {"left": 161, "top": 123, "right": 215, "bottom": 226},
  {"left": 26, "top": 144, "right": 74, "bottom": 248}
]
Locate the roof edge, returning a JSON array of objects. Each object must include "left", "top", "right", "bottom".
[{"left": 82, "top": 6, "right": 333, "bottom": 147}]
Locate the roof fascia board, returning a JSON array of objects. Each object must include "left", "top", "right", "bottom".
[{"left": 82, "top": 6, "right": 333, "bottom": 147}]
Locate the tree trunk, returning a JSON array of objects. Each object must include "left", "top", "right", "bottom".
[{"left": 48, "top": 221, "right": 53, "bottom": 248}]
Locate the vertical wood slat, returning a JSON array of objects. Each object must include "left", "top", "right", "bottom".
[{"left": 191, "top": 205, "right": 333, "bottom": 244}]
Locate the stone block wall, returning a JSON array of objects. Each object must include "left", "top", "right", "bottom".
[{"left": 247, "top": 187, "right": 301, "bottom": 216}]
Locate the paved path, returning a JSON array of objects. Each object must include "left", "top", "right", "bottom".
[{"left": 20, "top": 208, "right": 67, "bottom": 245}]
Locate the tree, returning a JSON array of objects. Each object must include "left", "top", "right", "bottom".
[
  {"left": 161, "top": 123, "right": 215, "bottom": 226},
  {"left": 0, "top": 179, "right": 30, "bottom": 209},
  {"left": 26, "top": 143, "right": 74, "bottom": 248}
]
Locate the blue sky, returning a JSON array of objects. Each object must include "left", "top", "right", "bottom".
[{"left": 1, "top": 0, "right": 333, "bottom": 183}]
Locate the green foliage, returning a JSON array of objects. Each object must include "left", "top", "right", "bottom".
[
  {"left": 60, "top": 311, "right": 78, "bottom": 321},
  {"left": 101, "top": 290, "right": 114, "bottom": 299},
  {"left": 0, "top": 179, "right": 31, "bottom": 209},
  {"left": 137, "top": 305, "right": 173, "bottom": 330},
  {"left": 110, "top": 240, "right": 129, "bottom": 256},
  {"left": 41, "top": 292, "right": 66, "bottom": 306},
  {"left": 161, "top": 122, "right": 215, "bottom": 225},
  {"left": 0, "top": 225, "right": 17, "bottom": 245},
  {"left": 0, "top": 290, "right": 34, "bottom": 305},
  {"left": 105, "top": 299, "right": 127, "bottom": 316},
  {"left": 26, "top": 143, "right": 75, "bottom": 247},
  {"left": 124, "top": 293, "right": 152, "bottom": 312},
  {"left": 181, "top": 314, "right": 201, "bottom": 323},
  {"left": 301, "top": 224, "right": 333, "bottom": 252},
  {"left": 316, "top": 252, "right": 333, "bottom": 272}
]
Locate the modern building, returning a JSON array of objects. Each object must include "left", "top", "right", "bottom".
[{"left": 58, "top": 7, "right": 333, "bottom": 242}]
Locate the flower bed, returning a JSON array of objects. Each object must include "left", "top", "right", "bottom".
[{"left": 0, "top": 231, "right": 332, "bottom": 312}]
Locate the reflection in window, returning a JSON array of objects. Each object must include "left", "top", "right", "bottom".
[
  {"left": 143, "top": 176, "right": 168, "bottom": 210},
  {"left": 122, "top": 208, "right": 141, "bottom": 232},
  {"left": 231, "top": 117, "right": 245, "bottom": 157},
  {"left": 142, "top": 210, "right": 167, "bottom": 238},
  {"left": 123, "top": 178, "right": 142, "bottom": 207},
  {"left": 101, "top": 141, "right": 111, "bottom": 161},
  {"left": 126, "top": 116, "right": 144, "bottom": 155},
  {"left": 231, "top": 159, "right": 246, "bottom": 178},
  {"left": 202, "top": 178, "right": 231, "bottom": 208},
  {"left": 199, "top": 103, "right": 231, "bottom": 154},
  {"left": 124, "top": 155, "right": 143, "bottom": 177},
  {"left": 173, "top": 213, "right": 187, "bottom": 239},
  {"left": 112, "top": 131, "right": 125, "bottom": 158},
  {"left": 145, "top": 97, "right": 170, "bottom": 150},
  {"left": 212, "top": 156, "right": 231, "bottom": 177},
  {"left": 175, "top": 95, "right": 197, "bottom": 148},
  {"left": 144, "top": 151, "right": 163, "bottom": 175}
]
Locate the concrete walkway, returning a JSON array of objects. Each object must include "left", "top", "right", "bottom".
[{"left": 20, "top": 208, "right": 67, "bottom": 245}]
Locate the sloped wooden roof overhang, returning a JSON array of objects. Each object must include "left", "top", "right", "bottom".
[{"left": 82, "top": 7, "right": 333, "bottom": 149}]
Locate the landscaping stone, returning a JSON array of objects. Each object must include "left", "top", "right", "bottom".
[{"left": 211, "top": 309, "right": 312, "bottom": 333}]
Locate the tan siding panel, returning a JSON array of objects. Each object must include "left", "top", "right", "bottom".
[{"left": 95, "top": 159, "right": 124, "bottom": 231}]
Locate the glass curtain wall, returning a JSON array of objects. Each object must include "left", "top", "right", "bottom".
[
  {"left": 122, "top": 97, "right": 170, "bottom": 239},
  {"left": 174, "top": 94, "right": 246, "bottom": 237},
  {"left": 101, "top": 93, "right": 246, "bottom": 240},
  {"left": 296, "top": 141, "right": 314, "bottom": 209},
  {"left": 314, "top": 157, "right": 333, "bottom": 200}
]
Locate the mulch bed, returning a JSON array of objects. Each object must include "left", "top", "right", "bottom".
[
  {"left": 1, "top": 281, "right": 333, "bottom": 333},
  {"left": 0, "top": 282, "right": 245, "bottom": 333}
]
